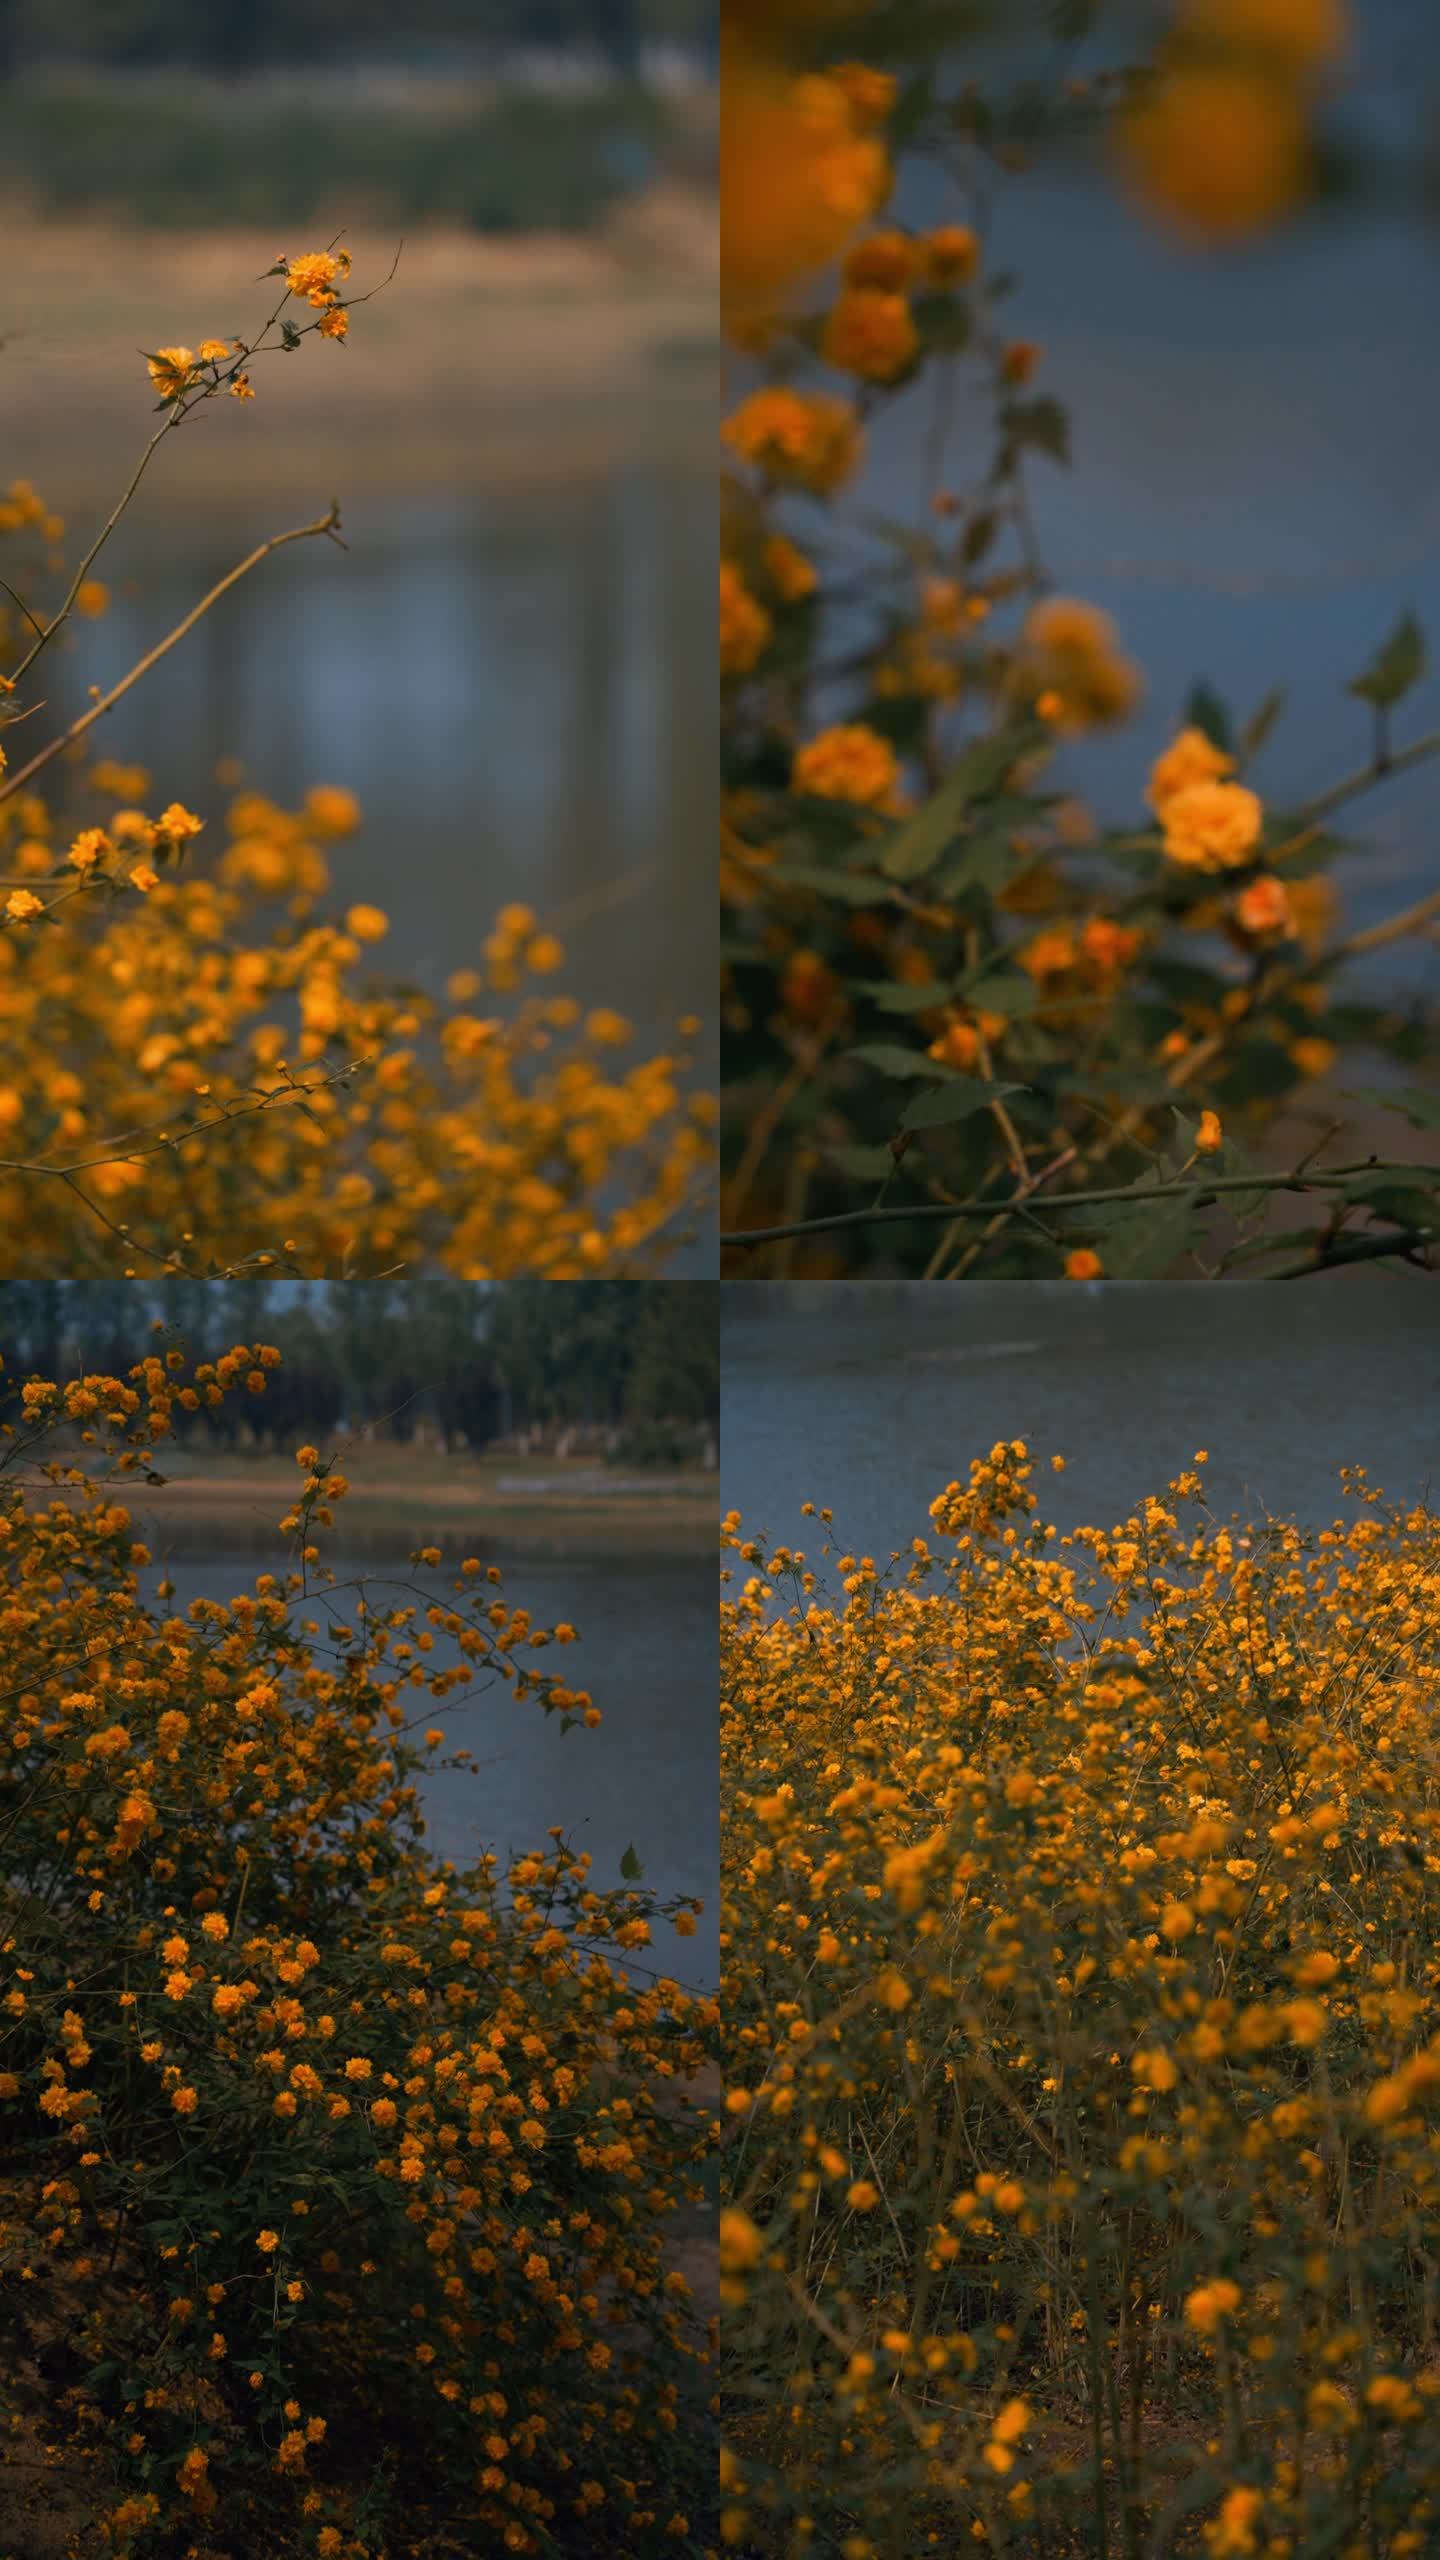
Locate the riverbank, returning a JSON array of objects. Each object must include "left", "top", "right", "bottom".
[{"left": 108, "top": 1444, "right": 717, "bottom": 1548}]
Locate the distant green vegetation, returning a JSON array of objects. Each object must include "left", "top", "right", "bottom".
[
  {"left": 2, "top": 1277, "right": 719, "bottom": 1460},
  {"left": 0, "top": 81, "right": 682, "bottom": 230}
]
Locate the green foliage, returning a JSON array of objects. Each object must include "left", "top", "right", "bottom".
[{"left": 0, "top": 84, "right": 668, "bottom": 230}]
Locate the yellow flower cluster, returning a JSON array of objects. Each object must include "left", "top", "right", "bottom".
[
  {"left": 0, "top": 1341, "right": 716, "bottom": 2555},
  {"left": 0, "top": 769, "right": 711, "bottom": 1275},
  {"left": 1016, "top": 595, "right": 1143, "bottom": 732},
  {"left": 722, "top": 35, "right": 893, "bottom": 322},
  {"left": 723, "top": 1449, "right": 1440, "bottom": 2552}
]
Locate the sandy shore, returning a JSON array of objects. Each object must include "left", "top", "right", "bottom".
[{"left": 2, "top": 189, "right": 717, "bottom": 505}]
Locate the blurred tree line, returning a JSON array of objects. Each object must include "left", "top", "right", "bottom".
[
  {"left": 0, "top": 1280, "right": 718, "bottom": 1462},
  {"left": 0, "top": 0, "right": 715, "bottom": 79}
]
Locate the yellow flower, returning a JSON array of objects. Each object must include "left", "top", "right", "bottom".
[
  {"left": 763, "top": 534, "right": 818, "bottom": 603},
  {"left": 1116, "top": 62, "right": 1309, "bottom": 245},
  {"left": 722, "top": 39, "right": 891, "bottom": 322},
  {"left": 1184, "top": 2277, "right": 1242, "bottom": 2334},
  {"left": 720, "top": 562, "right": 773, "bottom": 677},
  {"left": 285, "top": 250, "right": 342, "bottom": 304},
  {"left": 1146, "top": 724, "right": 1236, "bottom": 814},
  {"left": 842, "top": 228, "right": 919, "bottom": 291},
  {"left": 146, "top": 346, "right": 197, "bottom": 398},
  {"left": 1234, "top": 873, "right": 1294, "bottom": 938},
  {"left": 1161, "top": 779, "right": 1264, "bottom": 871},
  {"left": 923, "top": 223, "right": 980, "bottom": 284},
  {"left": 344, "top": 904, "right": 389, "bottom": 943},
  {"left": 1195, "top": 1109, "right": 1223, "bottom": 1154},
  {"left": 792, "top": 723, "right": 899, "bottom": 811},
  {"left": 75, "top": 579, "right": 110, "bottom": 618},
  {"left": 1018, "top": 597, "right": 1142, "bottom": 730},
  {"left": 1064, "top": 1248, "right": 1104, "bottom": 1281},
  {"left": 722, "top": 388, "right": 864, "bottom": 496},
  {"left": 821, "top": 288, "right": 919, "bottom": 382}
]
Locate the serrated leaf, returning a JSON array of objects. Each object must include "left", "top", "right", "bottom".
[
  {"left": 899, "top": 1077, "right": 1024, "bottom": 1132},
  {"left": 619, "top": 1843, "right": 643, "bottom": 1881},
  {"left": 846, "top": 1043, "right": 954, "bottom": 1080},
  {"left": 1346, "top": 610, "right": 1427, "bottom": 708}
]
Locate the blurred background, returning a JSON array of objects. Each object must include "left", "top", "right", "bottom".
[
  {"left": 1, "top": 1276, "right": 720, "bottom": 1987},
  {"left": 792, "top": 0, "right": 1440, "bottom": 996},
  {"left": 0, "top": 0, "right": 717, "bottom": 1062}
]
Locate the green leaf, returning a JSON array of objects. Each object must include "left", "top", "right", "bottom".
[
  {"left": 1342, "top": 1173, "right": 1439, "bottom": 1227},
  {"left": 1240, "top": 685, "right": 1287, "bottom": 761},
  {"left": 953, "top": 967, "right": 1038, "bottom": 1017},
  {"left": 1341, "top": 1084, "right": 1440, "bottom": 1130},
  {"left": 619, "top": 1843, "right": 643, "bottom": 1881},
  {"left": 1093, "top": 1195, "right": 1196, "bottom": 1278},
  {"left": 827, "top": 1143, "right": 900, "bottom": 1182},
  {"left": 1183, "top": 681, "right": 1233, "bottom": 754},
  {"left": 857, "top": 978, "right": 955, "bottom": 1013},
  {"left": 1346, "top": 610, "right": 1427, "bottom": 708},
  {"left": 1004, "top": 395, "right": 1071, "bottom": 465},
  {"left": 911, "top": 290, "right": 973, "bottom": 352},
  {"left": 961, "top": 508, "right": 999, "bottom": 565},
  {"left": 933, "top": 828, "right": 1015, "bottom": 896},
  {"left": 899, "top": 1077, "right": 1024, "bottom": 1132},
  {"left": 847, "top": 1043, "right": 955, "bottom": 1080},
  {"left": 770, "top": 862, "right": 892, "bottom": 904},
  {"left": 878, "top": 724, "right": 1045, "bottom": 883}
]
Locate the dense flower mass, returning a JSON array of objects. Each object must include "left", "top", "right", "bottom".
[
  {"left": 0, "top": 1339, "right": 717, "bottom": 2555},
  {"left": 723, "top": 1448, "right": 1440, "bottom": 2554}
]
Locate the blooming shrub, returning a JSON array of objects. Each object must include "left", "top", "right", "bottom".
[
  {"left": 0, "top": 250, "right": 712, "bottom": 1277},
  {"left": 720, "top": 4, "right": 1440, "bottom": 1279},
  {"left": 0, "top": 1339, "right": 718, "bottom": 2555},
  {"left": 722, "top": 1448, "right": 1440, "bottom": 2554}
]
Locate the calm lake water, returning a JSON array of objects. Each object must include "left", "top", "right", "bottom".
[
  {"left": 49, "top": 460, "right": 713, "bottom": 1062},
  {"left": 139, "top": 1542, "right": 719, "bottom": 1991},
  {"left": 721, "top": 1275, "right": 1440, "bottom": 1567}
]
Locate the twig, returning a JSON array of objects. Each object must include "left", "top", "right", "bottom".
[
  {"left": 0, "top": 506, "right": 344, "bottom": 808},
  {"left": 721, "top": 1158, "right": 1430, "bottom": 1251}
]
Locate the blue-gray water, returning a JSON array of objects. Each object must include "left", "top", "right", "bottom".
[
  {"left": 50, "top": 464, "right": 712, "bottom": 1063},
  {"left": 720, "top": 1275, "right": 1440, "bottom": 1568},
  {"left": 139, "top": 1543, "right": 719, "bottom": 1991}
]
